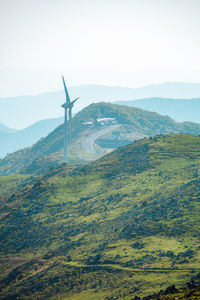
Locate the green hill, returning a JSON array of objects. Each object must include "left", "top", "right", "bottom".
[
  {"left": 0, "top": 134, "right": 200, "bottom": 299},
  {"left": 1, "top": 102, "right": 200, "bottom": 176}
]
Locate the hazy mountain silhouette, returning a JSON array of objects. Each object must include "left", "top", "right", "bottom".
[
  {"left": 1, "top": 82, "right": 200, "bottom": 128},
  {"left": 0, "top": 117, "right": 63, "bottom": 158},
  {"left": 115, "top": 97, "right": 200, "bottom": 123},
  {"left": 0, "top": 123, "right": 18, "bottom": 133}
]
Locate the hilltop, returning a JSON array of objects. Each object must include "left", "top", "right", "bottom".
[
  {"left": 1, "top": 102, "right": 200, "bottom": 176},
  {"left": 0, "top": 134, "right": 200, "bottom": 299}
]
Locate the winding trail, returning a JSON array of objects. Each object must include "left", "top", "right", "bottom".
[{"left": 82, "top": 125, "right": 121, "bottom": 153}]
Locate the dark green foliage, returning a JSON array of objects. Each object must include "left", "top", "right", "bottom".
[{"left": 138, "top": 273, "right": 200, "bottom": 299}]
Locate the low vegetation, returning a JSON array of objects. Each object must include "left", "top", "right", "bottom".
[{"left": 0, "top": 134, "right": 200, "bottom": 299}]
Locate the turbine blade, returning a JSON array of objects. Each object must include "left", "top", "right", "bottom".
[
  {"left": 62, "top": 76, "right": 71, "bottom": 103},
  {"left": 71, "top": 97, "right": 79, "bottom": 104}
]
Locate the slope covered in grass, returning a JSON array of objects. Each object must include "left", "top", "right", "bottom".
[{"left": 0, "top": 134, "right": 200, "bottom": 299}]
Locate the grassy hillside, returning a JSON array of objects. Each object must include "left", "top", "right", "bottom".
[
  {"left": 0, "top": 174, "right": 34, "bottom": 199},
  {"left": 138, "top": 274, "right": 200, "bottom": 299},
  {"left": 0, "top": 134, "right": 200, "bottom": 299},
  {"left": 1, "top": 102, "right": 200, "bottom": 176}
]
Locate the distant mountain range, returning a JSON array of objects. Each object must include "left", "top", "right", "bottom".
[
  {"left": 0, "top": 117, "right": 63, "bottom": 158},
  {"left": 0, "top": 123, "right": 18, "bottom": 133},
  {"left": 1, "top": 82, "right": 200, "bottom": 128},
  {"left": 1, "top": 102, "right": 200, "bottom": 176},
  {"left": 115, "top": 97, "right": 200, "bottom": 123}
]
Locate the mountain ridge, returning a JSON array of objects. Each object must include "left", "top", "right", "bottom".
[
  {"left": 1, "top": 82, "right": 200, "bottom": 128},
  {"left": 0, "top": 123, "right": 18, "bottom": 133},
  {"left": 0, "top": 117, "right": 63, "bottom": 158},
  {"left": 115, "top": 97, "right": 200, "bottom": 123}
]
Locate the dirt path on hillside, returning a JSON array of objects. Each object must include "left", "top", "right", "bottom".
[{"left": 82, "top": 124, "right": 121, "bottom": 153}]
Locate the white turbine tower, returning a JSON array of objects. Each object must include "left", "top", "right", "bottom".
[{"left": 61, "top": 76, "right": 79, "bottom": 164}]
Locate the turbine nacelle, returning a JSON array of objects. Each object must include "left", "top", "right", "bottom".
[
  {"left": 61, "top": 97, "right": 79, "bottom": 109},
  {"left": 61, "top": 102, "right": 71, "bottom": 109}
]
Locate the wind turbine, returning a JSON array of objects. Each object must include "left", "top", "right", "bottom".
[{"left": 61, "top": 76, "right": 79, "bottom": 164}]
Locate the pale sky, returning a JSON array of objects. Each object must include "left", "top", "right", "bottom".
[{"left": 0, "top": 0, "right": 200, "bottom": 96}]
